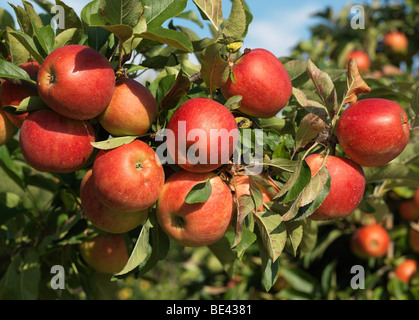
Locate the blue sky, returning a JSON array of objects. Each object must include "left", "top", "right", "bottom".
[{"left": 0, "top": 0, "right": 375, "bottom": 58}]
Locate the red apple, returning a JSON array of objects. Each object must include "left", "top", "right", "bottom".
[
  {"left": 336, "top": 98, "right": 410, "bottom": 167},
  {"left": 305, "top": 154, "right": 366, "bottom": 221},
  {"left": 79, "top": 233, "right": 129, "bottom": 274},
  {"left": 37, "top": 45, "right": 115, "bottom": 120},
  {"left": 383, "top": 31, "right": 408, "bottom": 54},
  {"left": 1, "top": 60, "right": 40, "bottom": 128},
  {"left": 92, "top": 139, "right": 165, "bottom": 212},
  {"left": 0, "top": 108, "right": 15, "bottom": 146},
  {"left": 345, "top": 50, "right": 370, "bottom": 73},
  {"left": 398, "top": 200, "right": 419, "bottom": 222},
  {"left": 166, "top": 97, "right": 238, "bottom": 173},
  {"left": 19, "top": 109, "right": 95, "bottom": 173},
  {"left": 80, "top": 169, "right": 148, "bottom": 234},
  {"left": 156, "top": 170, "right": 233, "bottom": 247},
  {"left": 220, "top": 48, "right": 292, "bottom": 118},
  {"left": 232, "top": 174, "right": 280, "bottom": 212},
  {"left": 98, "top": 77, "right": 158, "bottom": 136},
  {"left": 350, "top": 224, "right": 390, "bottom": 259},
  {"left": 394, "top": 259, "right": 418, "bottom": 284},
  {"left": 409, "top": 228, "right": 419, "bottom": 254}
]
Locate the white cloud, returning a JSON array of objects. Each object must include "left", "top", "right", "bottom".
[{"left": 243, "top": 5, "right": 321, "bottom": 58}]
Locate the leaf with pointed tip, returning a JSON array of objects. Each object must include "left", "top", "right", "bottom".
[
  {"left": 275, "top": 160, "right": 311, "bottom": 203},
  {"left": 91, "top": 136, "right": 138, "bottom": 150},
  {"left": 99, "top": 0, "right": 142, "bottom": 27},
  {"left": 254, "top": 210, "right": 287, "bottom": 263},
  {"left": 199, "top": 43, "right": 229, "bottom": 93},
  {"left": 140, "top": 28, "right": 193, "bottom": 53},
  {"left": 185, "top": 179, "right": 212, "bottom": 204},
  {"left": 307, "top": 59, "right": 338, "bottom": 114},
  {"left": 160, "top": 71, "right": 191, "bottom": 110},
  {"left": 0, "top": 59, "right": 32, "bottom": 81},
  {"left": 342, "top": 58, "right": 372, "bottom": 106},
  {"left": 295, "top": 113, "right": 328, "bottom": 151},
  {"left": 232, "top": 194, "right": 255, "bottom": 248},
  {"left": 192, "top": 0, "right": 223, "bottom": 31}
]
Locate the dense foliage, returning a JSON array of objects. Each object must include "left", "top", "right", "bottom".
[{"left": 0, "top": 0, "right": 418, "bottom": 300}]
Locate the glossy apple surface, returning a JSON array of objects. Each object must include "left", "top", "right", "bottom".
[
  {"left": 305, "top": 154, "right": 366, "bottom": 221},
  {"left": 92, "top": 139, "right": 165, "bottom": 212},
  {"left": 19, "top": 109, "right": 95, "bottom": 173},
  {"left": 166, "top": 97, "right": 238, "bottom": 173},
  {"left": 37, "top": 45, "right": 115, "bottom": 120},
  {"left": 80, "top": 169, "right": 148, "bottom": 234},
  {"left": 221, "top": 48, "right": 292, "bottom": 118},
  {"left": 157, "top": 170, "right": 233, "bottom": 247},
  {"left": 336, "top": 98, "right": 409, "bottom": 167},
  {"left": 99, "top": 77, "right": 158, "bottom": 136}
]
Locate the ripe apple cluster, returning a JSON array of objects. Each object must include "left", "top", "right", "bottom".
[
  {"left": 1, "top": 45, "right": 164, "bottom": 274},
  {"left": 156, "top": 48, "right": 294, "bottom": 247}
]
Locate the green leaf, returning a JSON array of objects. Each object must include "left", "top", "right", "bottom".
[
  {"left": 4, "top": 27, "right": 30, "bottom": 65},
  {"left": 199, "top": 43, "right": 229, "bottom": 93},
  {"left": 276, "top": 160, "right": 312, "bottom": 203},
  {"left": 53, "top": 28, "right": 82, "bottom": 49},
  {"left": 55, "top": 0, "right": 84, "bottom": 38},
  {"left": 81, "top": 0, "right": 106, "bottom": 25},
  {"left": 8, "top": 3, "right": 34, "bottom": 36},
  {"left": 0, "top": 59, "right": 32, "bottom": 81},
  {"left": 258, "top": 117, "right": 295, "bottom": 135},
  {"left": 218, "top": 0, "right": 247, "bottom": 44},
  {"left": 33, "top": 25, "right": 55, "bottom": 56},
  {"left": 192, "top": 0, "right": 223, "bottom": 31},
  {"left": 97, "top": 24, "right": 133, "bottom": 43},
  {"left": 208, "top": 236, "right": 237, "bottom": 278},
  {"left": 184, "top": 179, "right": 212, "bottom": 204},
  {"left": 232, "top": 194, "right": 255, "bottom": 248},
  {"left": 142, "top": 0, "right": 187, "bottom": 30},
  {"left": 265, "top": 157, "right": 298, "bottom": 173},
  {"left": 0, "top": 250, "right": 41, "bottom": 300},
  {"left": 135, "top": 216, "right": 170, "bottom": 277},
  {"left": 0, "top": 7, "right": 15, "bottom": 30},
  {"left": 280, "top": 167, "right": 331, "bottom": 222},
  {"left": 299, "top": 219, "right": 318, "bottom": 259},
  {"left": 364, "top": 163, "right": 419, "bottom": 184},
  {"left": 284, "top": 60, "right": 309, "bottom": 86},
  {"left": 114, "top": 217, "right": 153, "bottom": 276},
  {"left": 249, "top": 175, "right": 263, "bottom": 211},
  {"left": 295, "top": 113, "right": 328, "bottom": 151},
  {"left": 139, "top": 28, "right": 193, "bottom": 53},
  {"left": 99, "top": 0, "right": 142, "bottom": 27},
  {"left": 22, "top": 1, "right": 44, "bottom": 28},
  {"left": 253, "top": 210, "right": 287, "bottom": 262},
  {"left": 8, "top": 30, "right": 44, "bottom": 64},
  {"left": 160, "top": 71, "right": 191, "bottom": 110},
  {"left": 292, "top": 87, "right": 329, "bottom": 120},
  {"left": 281, "top": 266, "right": 319, "bottom": 295},
  {"left": 91, "top": 136, "right": 138, "bottom": 150},
  {"left": 306, "top": 59, "right": 338, "bottom": 114},
  {"left": 4, "top": 96, "right": 50, "bottom": 115},
  {"left": 284, "top": 221, "right": 303, "bottom": 257},
  {"left": 224, "top": 95, "right": 242, "bottom": 111},
  {"left": 255, "top": 225, "right": 280, "bottom": 292}
]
